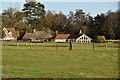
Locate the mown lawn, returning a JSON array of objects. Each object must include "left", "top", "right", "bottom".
[{"left": 2, "top": 42, "right": 119, "bottom": 78}]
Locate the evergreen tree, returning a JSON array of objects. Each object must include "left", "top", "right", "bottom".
[{"left": 22, "top": 0, "right": 46, "bottom": 30}]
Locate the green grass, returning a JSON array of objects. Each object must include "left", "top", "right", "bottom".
[{"left": 2, "top": 42, "right": 119, "bottom": 78}]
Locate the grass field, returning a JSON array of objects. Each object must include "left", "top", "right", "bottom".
[{"left": 1, "top": 42, "right": 119, "bottom": 78}]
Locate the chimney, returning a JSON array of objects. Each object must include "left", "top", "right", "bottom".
[
  {"left": 79, "top": 30, "right": 82, "bottom": 34},
  {"left": 33, "top": 29, "right": 36, "bottom": 33},
  {"left": 19, "top": 20, "right": 22, "bottom": 22},
  {"left": 55, "top": 31, "right": 58, "bottom": 35}
]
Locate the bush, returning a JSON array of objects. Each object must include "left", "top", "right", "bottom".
[{"left": 97, "top": 36, "right": 106, "bottom": 43}]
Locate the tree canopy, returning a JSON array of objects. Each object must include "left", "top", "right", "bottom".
[{"left": 22, "top": 1, "right": 46, "bottom": 30}]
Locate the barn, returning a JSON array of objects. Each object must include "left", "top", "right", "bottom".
[{"left": 22, "top": 31, "right": 53, "bottom": 42}]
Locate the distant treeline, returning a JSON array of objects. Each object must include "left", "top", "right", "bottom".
[{"left": 1, "top": 1, "right": 120, "bottom": 40}]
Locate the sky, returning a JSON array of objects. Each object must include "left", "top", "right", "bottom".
[
  {"left": 44, "top": 2, "right": 118, "bottom": 16},
  {"left": 0, "top": 0, "right": 119, "bottom": 17},
  {"left": 0, "top": 0, "right": 119, "bottom": 2}
]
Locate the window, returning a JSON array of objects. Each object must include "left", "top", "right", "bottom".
[{"left": 8, "top": 31, "right": 12, "bottom": 37}]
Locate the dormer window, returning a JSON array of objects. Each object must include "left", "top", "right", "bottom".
[{"left": 8, "top": 31, "right": 12, "bottom": 37}]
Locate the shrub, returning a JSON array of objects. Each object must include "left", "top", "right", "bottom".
[{"left": 97, "top": 36, "right": 106, "bottom": 43}]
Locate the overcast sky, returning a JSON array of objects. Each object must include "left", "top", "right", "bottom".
[{"left": 0, "top": 0, "right": 119, "bottom": 17}]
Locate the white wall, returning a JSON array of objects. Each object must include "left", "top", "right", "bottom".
[
  {"left": 55, "top": 39, "right": 66, "bottom": 42},
  {"left": 76, "top": 34, "right": 92, "bottom": 43}
]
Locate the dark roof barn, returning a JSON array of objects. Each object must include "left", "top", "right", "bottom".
[{"left": 22, "top": 31, "right": 53, "bottom": 40}]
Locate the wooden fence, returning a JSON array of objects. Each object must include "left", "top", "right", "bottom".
[{"left": 2, "top": 41, "right": 120, "bottom": 50}]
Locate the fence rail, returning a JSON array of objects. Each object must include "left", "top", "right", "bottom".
[
  {"left": 105, "top": 40, "right": 120, "bottom": 42},
  {"left": 2, "top": 42, "right": 120, "bottom": 51}
]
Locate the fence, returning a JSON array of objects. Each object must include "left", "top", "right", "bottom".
[
  {"left": 2, "top": 41, "right": 120, "bottom": 51},
  {"left": 2, "top": 41, "right": 71, "bottom": 50}
]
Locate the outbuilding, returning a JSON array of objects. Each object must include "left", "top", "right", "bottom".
[
  {"left": 22, "top": 31, "right": 53, "bottom": 42},
  {"left": 55, "top": 34, "right": 70, "bottom": 42}
]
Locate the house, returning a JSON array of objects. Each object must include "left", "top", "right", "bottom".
[
  {"left": 22, "top": 31, "right": 53, "bottom": 42},
  {"left": 68, "top": 29, "right": 92, "bottom": 43},
  {"left": 75, "top": 34, "right": 92, "bottom": 43},
  {"left": 55, "top": 34, "right": 70, "bottom": 42},
  {"left": 55, "top": 33, "right": 92, "bottom": 43},
  {"left": 68, "top": 34, "right": 92, "bottom": 43},
  {"left": 2, "top": 27, "right": 17, "bottom": 41}
]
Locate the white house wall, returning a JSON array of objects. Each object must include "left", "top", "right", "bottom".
[
  {"left": 3, "top": 37, "right": 15, "bottom": 40},
  {"left": 76, "top": 34, "right": 92, "bottom": 43},
  {"left": 55, "top": 39, "right": 66, "bottom": 42}
]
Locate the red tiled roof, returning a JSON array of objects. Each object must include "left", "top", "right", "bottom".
[{"left": 55, "top": 34, "right": 70, "bottom": 39}]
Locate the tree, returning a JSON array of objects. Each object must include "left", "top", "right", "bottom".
[
  {"left": 17, "top": 29, "right": 26, "bottom": 40},
  {"left": 2, "top": 8, "right": 17, "bottom": 27},
  {"left": 66, "top": 11, "right": 75, "bottom": 33},
  {"left": 2, "top": 7, "right": 29, "bottom": 37},
  {"left": 89, "top": 13, "right": 106, "bottom": 40},
  {"left": 115, "top": 11, "right": 120, "bottom": 39},
  {"left": 22, "top": 0, "right": 46, "bottom": 30},
  {"left": 89, "top": 11, "right": 119, "bottom": 40},
  {"left": 66, "top": 9, "right": 90, "bottom": 34},
  {"left": 46, "top": 11, "right": 67, "bottom": 34},
  {"left": 74, "top": 9, "right": 86, "bottom": 25},
  {"left": 102, "top": 11, "right": 117, "bottom": 39},
  {"left": 85, "top": 13, "right": 93, "bottom": 37},
  {"left": 2, "top": 8, "right": 17, "bottom": 18}
]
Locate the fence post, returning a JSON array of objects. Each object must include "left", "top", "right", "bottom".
[
  {"left": 69, "top": 41, "right": 72, "bottom": 50},
  {"left": 112, "top": 42, "right": 113, "bottom": 47},
  {"left": 43, "top": 42, "right": 45, "bottom": 50},
  {"left": 17, "top": 42, "right": 19, "bottom": 48},
  {"left": 106, "top": 42, "right": 107, "bottom": 48},
  {"left": 56, "top": 43, "right": 58, "bottom": 50},
  {"left": 93, "top": 42, "right": 94, "bottom": 50},
  {"left": 3, "top": 43, "right": 5, "bottom": 49},
  {"left": 30, "top": 42, "right": 32, "bottom": 50}
]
